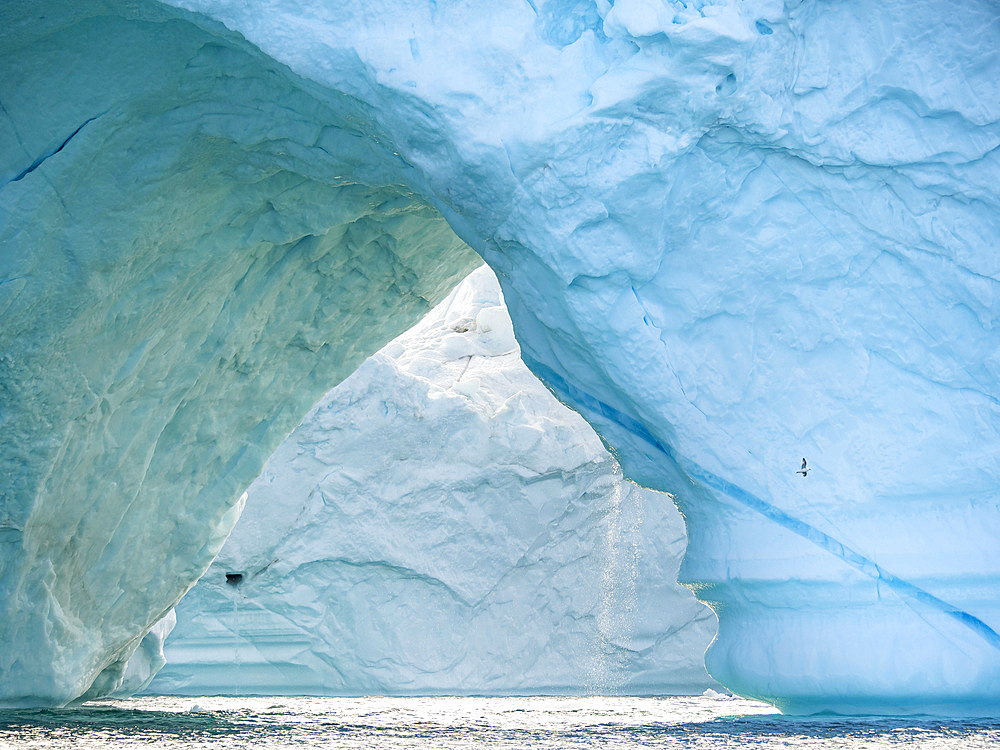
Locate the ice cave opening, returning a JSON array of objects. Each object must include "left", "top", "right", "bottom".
[
  {"left": 2, "top": 0, "right": 999, "bottom": 716},
  {"left": 145, "top": 265, "right": 720, "bottom": 699}
]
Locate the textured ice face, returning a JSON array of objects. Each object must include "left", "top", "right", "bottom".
[
  {"left": 148, "top": 267, "right": 717, "bottom": 697},
  {"left": 0, "top": 0, "right": 478, "bottom": 706},
  {"left": 3, "top": 0, "right": 999, "bottom": 712}
]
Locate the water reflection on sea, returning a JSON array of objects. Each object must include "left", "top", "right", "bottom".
[{"left": 2, "top": 695, "right": 999, "bottom": 749}]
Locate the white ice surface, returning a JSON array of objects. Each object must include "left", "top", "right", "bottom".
[{"left": 149, "top": 267, "right": 717, "bottom": 696}]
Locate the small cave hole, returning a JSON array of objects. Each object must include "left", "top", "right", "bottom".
[
  {"left": 225, "top": 572, "right": 244, "bottom": 586},
  {"left": 716, "top": 72, "right": 738, "bottom": 97}
]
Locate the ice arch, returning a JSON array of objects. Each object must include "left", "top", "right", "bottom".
[{"left": 3, "top": 0, "right": 1000, "bottom": 714}]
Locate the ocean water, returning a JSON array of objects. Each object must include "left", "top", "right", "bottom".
[{"left": 2, "top": 696, "right": 999, "bottom": 749}]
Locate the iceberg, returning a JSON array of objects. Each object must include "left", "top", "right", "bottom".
[
  {"left": 2, "top": 0, "right": 999, "bottom": 713},
  {"left": 149, "top": 267, "right": 717, "bottom": 696}
]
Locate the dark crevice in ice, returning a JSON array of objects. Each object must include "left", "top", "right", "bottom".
[
  {"left": 522, "top": 354, "right": 1000, "bottom": 653},
  {"left": 7, "top": 113, "right": 104, "bottom": 186}
]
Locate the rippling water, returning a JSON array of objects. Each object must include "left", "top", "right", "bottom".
[{"left": 2, "top": 695, "right": 999, "bottom": 749}]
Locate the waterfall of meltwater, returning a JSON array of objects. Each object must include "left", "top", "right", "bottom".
[
  {"left": 586, "top": 462, "right": 643, "bottom": 695},
  {"left": 232, "top": 595, "right": 242, "bottom": 695}
]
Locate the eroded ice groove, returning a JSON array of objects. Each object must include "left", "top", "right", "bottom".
[
  {"left": 148, "top": 268, "right": 718, "bottom": 697},
  {"left": 156, "top": 0, "right": 1000, "bottom": 714},
  {"left": 0, "top": 0, "right": 478, "bottom": 706}
]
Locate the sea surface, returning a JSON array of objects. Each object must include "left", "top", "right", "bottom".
[{"left": 2, "top": 695, "right": 999, "bottom": 749}]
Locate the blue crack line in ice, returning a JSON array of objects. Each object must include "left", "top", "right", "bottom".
[
  {"left": 6, "top": 113, "right": 104, "bottom": 186},
  {"left": 522, "top": 354, "right": 1000, "bottom": 652}
]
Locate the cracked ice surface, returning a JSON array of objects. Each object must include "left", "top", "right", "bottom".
[
  {"left": 157, "top": 0, "right": 1000, "bottom": 713},
  {"left": 149, "top": 267, "right": 717, "bottom": 696}
]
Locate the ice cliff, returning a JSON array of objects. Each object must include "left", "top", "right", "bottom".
[
  {"left": 2, "top": 0, "right": 999, "bottom": 713},
  {"left": 149, "top": 267, "right": 717, "bottom": 696}
]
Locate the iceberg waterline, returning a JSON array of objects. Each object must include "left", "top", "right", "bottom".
[{"left": 2, "top": 0, "right": 999, "bottom": 712}]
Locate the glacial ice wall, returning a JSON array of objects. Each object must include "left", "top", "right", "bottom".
[
  {"left": 149, "top": 267, "right": 717, "bottom": 697},
  {"left": 155, "top": 0, "right": 1000, "bottom": 714},
  {"left": 0, "top": 0, "right": 478, "bottom": 706},
  {"left": 3, "top": 0, "right": 999, "bottom": 713}
]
